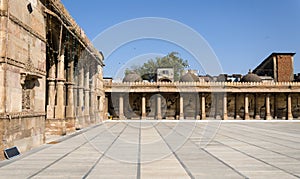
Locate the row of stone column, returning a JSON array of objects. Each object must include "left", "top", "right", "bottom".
[
  {"left": 116, "top": 93, "right": 207, "bottom": 120},
  {"left": 115, "top": 93, "right": 294, "bottom": 120},
  {"left": 223, "top": 94, "right": 293, "bottom": 120},
  {"left": 46, "top": 52, "right": 103, "bottom": 134}
]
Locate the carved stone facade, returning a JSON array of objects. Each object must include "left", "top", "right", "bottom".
[{"left": 0, "top": 0, "right": 104, "bottom": 160}]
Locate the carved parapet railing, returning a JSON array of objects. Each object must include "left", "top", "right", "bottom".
[{"left": 104, "top": 81, "right": 300, "bottom": 93}]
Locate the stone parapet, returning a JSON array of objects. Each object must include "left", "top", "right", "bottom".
[{"left": 105, "top": 81, "right": 300, "bottom": 93}]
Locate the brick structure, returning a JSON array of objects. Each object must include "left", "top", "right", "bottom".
[{"left": 253, "top": 53, "right": 295, "bottom": 82}]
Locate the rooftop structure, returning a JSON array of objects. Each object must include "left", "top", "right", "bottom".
[{"left": 253, "top": 53, "right": 295, "bottom": 82}]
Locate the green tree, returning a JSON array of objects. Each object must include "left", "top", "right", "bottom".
[{"left": 125, "top": 52, "right": 189, "bottom": 81}]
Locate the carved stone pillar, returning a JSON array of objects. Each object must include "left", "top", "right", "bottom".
[
  {"left": 99, "top": 96, "right": 103, "bottom": 120},
  {"left": 77, "top": 64, "right": 84, "bottom": 127},
  {"left": 201, "top": 93, "right": 206, "bottom": 120},
  {"left": 47, "top": 57, "right": 56, "bottom": 119},
  {"left": 119, "top": 94, "right": 125, "bottom": 119},
  {"left": 244, "top": 94, "right": 250, "bottom": 120},
  {"left": 89, "top": 68, "right": 96, "bottom": 123},
  {"left": 255, "top": 93, "right": 260, "bottom": 119},
  {"left": 235, "top": 93, "right": 240, "bottom": 119},
  {"left": 223, "top": 93, "right": 228, "bottom": 120},
  {"left": 179, "top": 95, "right": 184, "bottom": 120},
  {"left": 287, "top": 94, "right": 293, "bottom": 120},
  {"left": 55, "top": 54, "right": 65, "bottom": 119},
  {"left": 47, "top": 81, "right": 56, "bottom": 118},
  {"left": 104, "top": 94, "right": 109, "bottom": 120},
  {"left": 66, "top": 60, "right": 74, "bottom": 119},
  {"left": 84, "top": 66, "right": 90, "bottom": 124},
  {"left": 157, "top": 95, "right": 162, "bottom": 120},
  {"left": 266, "top": 94, "right": 272, "bottom": 120},
  {"left": 195, "top": 93, "right": 200, "bottom": 120},
  {"left": 274, "top": 94, "right": 277, "bottom": 119},
  {"left": 142, "top": 95, "right": 146, "bottom": 119},
  {"left": 215, "top": 94, "right": 221, "bottom": 119}
]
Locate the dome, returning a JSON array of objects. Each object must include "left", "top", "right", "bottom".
[
  {"left": 123, "top": 72, "right": 142, "bottom": 82},
  {"left": 241, "top": 73, "right": 262, "bottom": 82},
  {"left": 180, "top": 71, "right": 200, "bottom": 82}
]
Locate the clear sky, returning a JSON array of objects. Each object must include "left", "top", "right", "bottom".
[{"left": 61, "top": 0, "right": 300, "bottom": 78}]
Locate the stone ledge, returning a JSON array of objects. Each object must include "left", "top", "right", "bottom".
[{"left": 0, "top": 112, "right": 46, "bottom": 119}]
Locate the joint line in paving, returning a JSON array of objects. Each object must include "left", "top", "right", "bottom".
[
  {"left": 136, "top": 121, "right": 141, "bottom": 179},
  {"left": 160, "top": 122, "right": 249, "bottom": 179},
  {"left": 82, "top": 123, "right": 128, "bottom": 179},
  {"left": 232, "top": 124, "right": 300, "bottom": 144},
  {"left": 214, "top": 140, "right": 300, "bottom": 178},
  {"left": 215, "top": 126, "right": 300, "bottom": 162},
  {"left": 27, "top": 122, "right": 119, "bottom": 179},
  {"left": 154, "top": 123, "right": 195, "bottom": 179}
]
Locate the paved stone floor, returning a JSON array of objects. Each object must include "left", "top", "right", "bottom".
[{"left": 0, "top": 120, "right": 300, "bottom": 179}]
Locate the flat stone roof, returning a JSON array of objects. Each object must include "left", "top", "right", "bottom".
[{"left": 0, "top": 120, "right": 299, "bottom": 178}]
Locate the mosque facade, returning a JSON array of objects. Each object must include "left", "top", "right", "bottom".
[{"left": 0, "top": 0, "right": 299, "bottom": 160}]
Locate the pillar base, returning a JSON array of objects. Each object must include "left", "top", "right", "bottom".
[
  {"left": 46, "top": 105, "right": 54, "bottom": 119},
  {"left": 179, "top": 113, "right": 184, "bottom": 120},
  {"left": 201, "top": 114, "right": 206, "bottom": 120},
  {"left": 66, "top": 106, "right": 74, "bottom": 118},
  {"left": 54, "top": 106, "right": 65, "bottom": 119},
  {"left": 288, "top": 114, "right": 293, "bottom": 120},
  {"left": 45, "top": 118, "right": 66, "bottom": 136},
  {"left": 223, "top": 112, "right": 228, "bottom": 120},
  {"left": 141, "top": 113, "right": 146, "bottom": 120},
  {"left": 266, "top": 115, "right": 272, "bottom": 120},
  {"left": 244, "top": 113, "right": 250, "bottom": 120},
  {"left": 119, "top": 115, "right": 126, "bottom": 120},
  {"left": 65, "top": 117, "right": 76, "bottom": 134},
  {"left": 215, "top": 115, "right": 221, "bottom": 120}
]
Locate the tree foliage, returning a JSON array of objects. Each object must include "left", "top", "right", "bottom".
[{"left": 125, "top": 52, "right": 189, "bottom": 81}]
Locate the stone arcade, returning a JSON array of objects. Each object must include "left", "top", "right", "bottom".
[
  {"left": 0, "top": 0, "right": 104, "bottom": 159},
  {"left": 104, "top": 53, "right": 300, "bottom": 121}
]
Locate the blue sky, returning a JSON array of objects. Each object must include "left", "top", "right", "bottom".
[{"left": 61, "top": 0, "right": 300, "bottom": 78}]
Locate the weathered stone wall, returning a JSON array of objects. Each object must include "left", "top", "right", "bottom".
[
  {"left": 0, "top": 114, "right": 45, "bottom": 160},
  {"left": 0, "top": 0, "right": 46, "bottom": 159}
]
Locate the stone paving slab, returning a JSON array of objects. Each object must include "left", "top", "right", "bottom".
[{"left": 0, "top": 120, "right": 299, "bottom": 178}]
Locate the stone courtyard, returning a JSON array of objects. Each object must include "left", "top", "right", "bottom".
[
  {"left": 1, "top": 0, "right": 300, "bottom": 178},
  {"left": 0, "top": 120, "right": 299, "bottom": 178}
]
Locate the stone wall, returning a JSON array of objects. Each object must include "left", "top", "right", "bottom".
[
  {"left": 0, "top": 0, "right": 46, "bottom": 159},
  {"left": 0, "top": 114, "right": 45, "bottom": 160}
]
